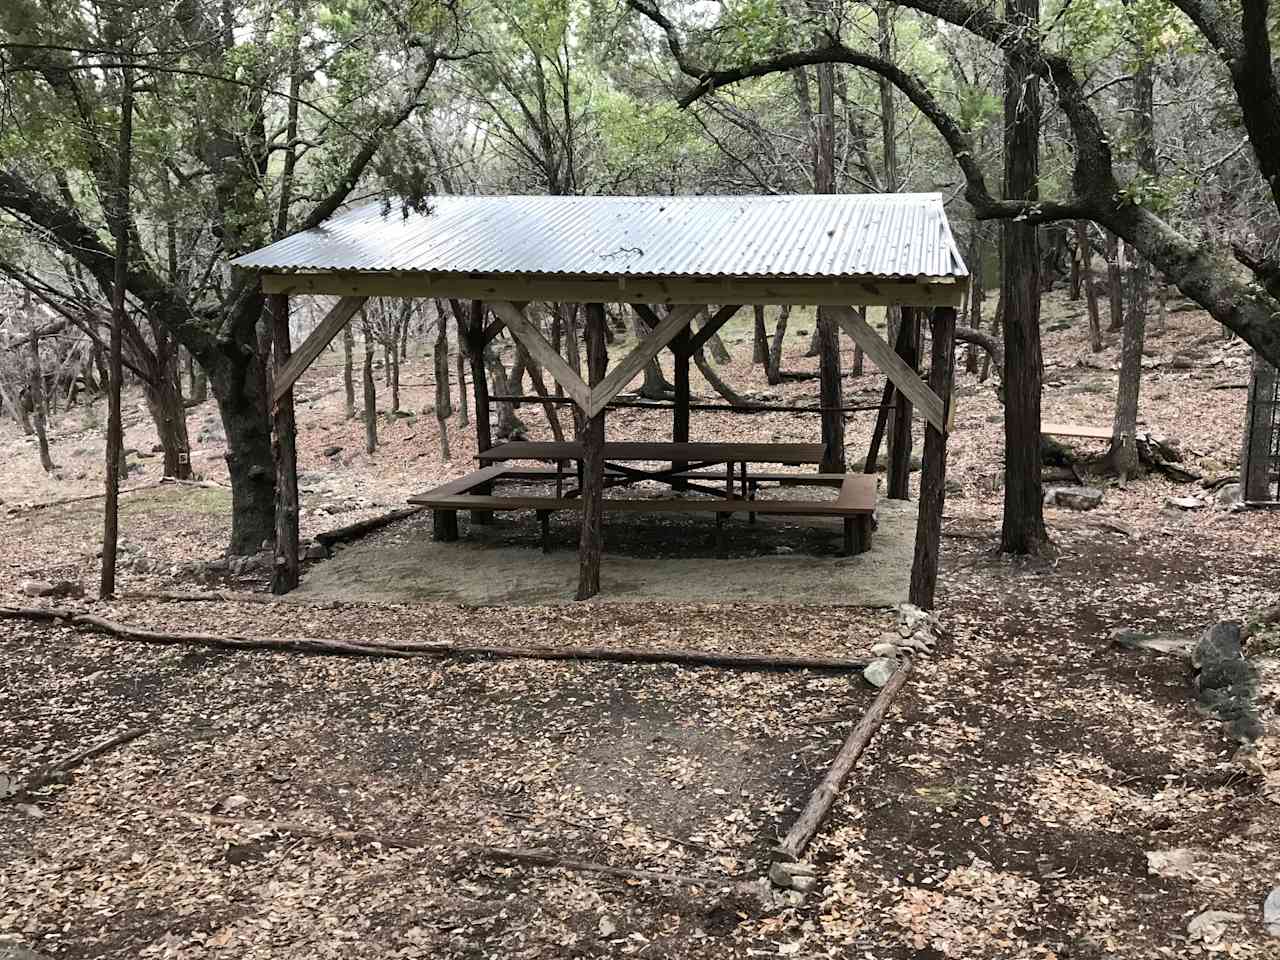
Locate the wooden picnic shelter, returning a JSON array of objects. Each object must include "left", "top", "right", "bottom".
[{"left": 232, "top": 194, "right": 967, "bottom": 604}]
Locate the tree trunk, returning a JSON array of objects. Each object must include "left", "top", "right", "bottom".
[
  {"left": 143, "top": 375, "right": 191, "bottom": 479},
  {"left": 1241, "top": 351, "right": 1278, "bottom": 501},
  {"left": 817, "top": 307, "right": 845, "bottom": 472},
  {"left": 186, "top": 349, "right": 207, "bottom": 405},
  {"left": 887, "top": 308, "right": 918, "bottom": 498},
  {"left": 966, "top": 232, "right": 984, "bottom": 373},
  {"left": 698, "top": 316, "right": 732, "bottom": 364},
  {"left": 342, "top": 322, "right": 355, "bottom": 418},
  {"left": 362, "top": 316, "right": 377, "bottom": 454},
  {"left": 455, "top": 314, "right": 469, "bottom": 427},
  {"left": 270, "top": 293, "right": 299, "bottom": 594},
  {"left": 1105, "top": 231, "right": 1125, "bottom": 333},
  {"left": 577, "top": 304, "right": 608, "bottom": 601},
  {"left": 752, "top": 305, "right": 768, "bottom": 364},
  {"left": 693, "top": 342, "right": 752, "bottom": 407},
  {"left": 634, "top": 313, "right": 675, "bottom": 399},
  {"left": 102, "top": 55, "right": 132, "bottom": 598},
  {"left": 1109, "top": 55, "right": 1156, "bottom": 479},
  {"left": 27, "top": 337, "right": 55, "bottom": 473},
  {"left": 766, "top": 306, "right": 790, "bottom": 385},
  {"left": 1077, "top": 221, "right": 1104, "bottom": 352},
  {"left": 433, "top": 317, "right": 452, "bottom": 461},
  {"left": 519, "top": 342, "right": 565, "bottom": 442},
  {"left": 999, "top": 0, "right": 1047, "bottom": 555}
]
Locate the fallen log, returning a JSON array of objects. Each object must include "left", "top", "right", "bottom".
[
  {"left": 313, "top": 506, "right": 423, "bottom": 547},
  {"left": 120, "top": 590, "right": 278, "bottom": 605},
  {"left": 15, "top": 726, "right": 148, "bottom": 798},
  {"left": 152, "top": 808, "right": 713, "bottom": 887},
  {"left": 773, "top": 660, "right": 911, "bottom": 865},
  {"left": 0, "top": 605, "right": 868, "bottom": 673}
]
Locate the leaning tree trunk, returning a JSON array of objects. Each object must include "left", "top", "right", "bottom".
[
  {"left": 767, "top": 305, "right": 791, "bottom": 385},
  {"left": 143, "top": 374, "right": 192, "bottom": 479},
  {"left": 633, "top": 312, "right": 675, "bottom": 399},
  {"left": 519, "top": 341, "right": 566, "bottom": 442},
  {"left": 485, "top": 347, "right": 527, "bottom": 440},
  {"left": 999, "top": 0, "right": 1047, "bottom": 556}
]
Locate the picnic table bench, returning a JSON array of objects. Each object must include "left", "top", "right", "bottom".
[{"left": 410, "top": 439, "right": 878, "bottom": 556}]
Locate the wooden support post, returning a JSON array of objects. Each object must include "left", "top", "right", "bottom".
[
  {"left": 673, "top": 325, "right": 691, "bottom": 489},
  {"left": 887, "top": 306, "right": 920, "bottom": 499},
  {"left": 910, "top": 306, "right": 957, "bottom": 610},
  {"left": 467, "top": 300, "right": 494, "bottom": 525},
  {"left": 577, "top": 304, "right": 608, "bottom": 601},
  {"left": 270, "top": 293, "right": 300, "bottom": 594},
  {"left": 432, "top": 509, "right": 459, "bottom": 542},
  {"left": 538, "top": 510, "right": 551, "bottom": 554}
]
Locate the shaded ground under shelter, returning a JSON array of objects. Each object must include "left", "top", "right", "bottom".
[{"left": 231, "top": 193, "right": 968, "bottom": 602}]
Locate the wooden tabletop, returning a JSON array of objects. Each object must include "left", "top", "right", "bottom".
[{"left": 478, "top": 440, "right": 826, "bottom": 464}]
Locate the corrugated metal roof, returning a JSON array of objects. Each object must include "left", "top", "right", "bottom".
[{"left": 232, "top": 193, "right": 968, "bottom": 281}]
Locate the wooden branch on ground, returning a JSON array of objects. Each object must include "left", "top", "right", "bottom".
[
  {"left": 312, "top": 506, "right": 423, "bottom": 546},
  {"left": 0, "top": 605, "right": 869, "bottom": 673},
  {"left": 15, "top": 726, "right": 148, "bottom": 798},
  {"left": 152, "top": 807, "right": 713, "bottom": 887},
  {"left": 119, "top": 590, "right": 278, "bottom": 604},
  {"left": 6, "top": 481, "right": 164, "bottom": 514},
  {"left": 773, "top": 661, "right": 911, "bottom": 865}
]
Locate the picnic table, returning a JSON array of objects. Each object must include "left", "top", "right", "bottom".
[
  {"left": 477, "top": 440, "right": 826, "bottom": 501},
  {"left": 411, "top": 439, "right": 875, "bottom": 556}
]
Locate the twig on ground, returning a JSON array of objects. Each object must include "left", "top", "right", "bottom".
[
  {"left": 14, "top": 726, "right": 149, "bottom": 798},
  {"left": 151, "top": 807, "right": 715, "bottom": 887}
]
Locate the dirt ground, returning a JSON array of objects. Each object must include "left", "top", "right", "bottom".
[
  {"left": 296, "top": 498, "right": 916, "bottom": 606},
  {"left": 2, "top": 291, "right": 1280, "bottom": 958}
]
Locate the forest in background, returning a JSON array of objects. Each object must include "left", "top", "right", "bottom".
[{"left": 2, "top": 0, "right": 1280, "bottom": 561}]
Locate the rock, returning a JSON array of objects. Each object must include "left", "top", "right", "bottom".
[
  {"left": 304, "top": 541, "right": 329, "bottom": 561},
  {"left": 863, "top": 658, "right": 898, "bottom": 688},
  {"left": 1109, "top": 628, "right": 1194, "bottom": 658},
  {"left": 1045, "top": 486, "right": 1104, "bottom": 511},
  {"left": 1165, "top": 495, "right": 1204, "bottom": 510},
  {"left": 1194, "top": 621, "right": 1261, "bottom": 743},
  {"left": 597, "top": 917, "right": 617, "bottom": 938},
  {"left": 1264, "top": 887, "right": 1280, "bottom": 938},
  {"left": 18, "top": 580, "right": 55, "bottom": 598},
  {"left": 1187, "top": 910, "right": 1244, "bottom": 945},
  {"left": 1214, "top": 482, "right": 1243, "bottom": 507},
  {"left": 773, "top": 545, "right": 794, "bottom": 555},
  {"left": 323, "top": 445, "right": 343, "bottom": 458},
  {"left": 131, "top": 557, "right": 152, "bottom": 574},
  {"left": 768, "top": 860, "right": 816, "bottom": 890},
  {"left": 870, "top": 641, "right": 900, "bottom": 659}
]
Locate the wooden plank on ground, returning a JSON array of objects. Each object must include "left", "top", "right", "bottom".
[
  {"left": 588, "top": 304, "right": 702, "bottom": 417},
  {"left": 271, "top": 296, "right": 366, "bottom": 404},
  {"left": 1041, "top": 421, "right": 1112, "bottom": 440},
  {"left": 487, "top": 301, "right": 592, "bottom": 412},
  {"left": 827, "top": 305, "right": 945, "bottom": 433}
]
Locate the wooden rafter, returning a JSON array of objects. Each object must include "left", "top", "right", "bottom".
[
  {"left": 827, "top": 306, "right": 946, "bottom": 432},
  {"left": 271, "top": 296, "right": 366, "bottom": 404}
]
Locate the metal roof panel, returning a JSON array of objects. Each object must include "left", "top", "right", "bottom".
[{"left": 232, "top": 194, "right": 968, "bottom": 280}]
